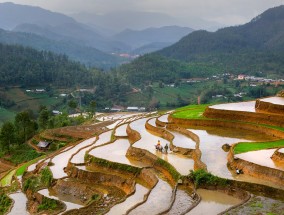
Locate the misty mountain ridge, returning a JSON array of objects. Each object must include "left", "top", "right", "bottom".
[
  {"left": 71, "top": 10, "right": 179, "bottom": 33},
  {"left": 0, "top": 2, "right": 76, "bottom": 30},
  {"left": 120, "top": 5, "right": 284, "bottom": 83},
  {"left": 112, "top": 26, "right": 194, "bottom": 49},
  {"left": 158, "top": 5, "right": 284, "bottom": 61},
  {"left": 1, "top": 2, "right": 195, "bottom": 55},
  {"left": 0, "top": 28, "right": 124, "bottom": 69}
]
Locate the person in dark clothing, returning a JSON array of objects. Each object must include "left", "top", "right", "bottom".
[{"left": 164, "top": 144, "right": 169, "bottom": 153}]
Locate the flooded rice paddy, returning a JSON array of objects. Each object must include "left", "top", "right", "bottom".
[
  {"left": 129, "top": 178, "right": 172, "bottom": 215},
  {"left": 236, "top": 149, "right": 284, "bottom": 171},
  {"left": 210, "top": 101, "right": 256, "bottom": 112},
  {"left": 107, "top": 184, "right": 149, "bottom": 215},
  {"left": 38, "top": 189, "right": 83, "bottom": 212},
  {"left": 50, "top": 137, "right": 96, "bottom": 179},
  {"left": 187, "top": 189, "right": 241, "bottom": 215},
  {"left": 8, "top": 192, "right": 29, "bottom": 215},
  {"left": 188, "top": 126, "right": 274, "bottom": 178},
  {"left": 131, "top": 118, "right": 194, "bottom": 175},
  {"left": 168, "top": 188, "right": 193, "bottom": 215},
  {"left": 158, "top": 114, "right": 169, "bottom": 123},
  {"left": 171, "top": 130, "right": 196, "bottom": 149},
  {"left": 89, "top": 139, "right": 138, "bottom": 166},
  {"left": 260, "top": 96, "right": 284, "bottom": 105},
  {"left": 115, "top": 124, "right": 128, "bottom": 137}
]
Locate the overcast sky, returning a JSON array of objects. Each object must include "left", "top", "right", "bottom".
[{"left": 1, "top": 0, "right": 284, "bottom": 28}]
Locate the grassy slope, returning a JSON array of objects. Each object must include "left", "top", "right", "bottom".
[
  {"left": 5, "top": 88, "right": 61, "bottom": 112},
  {"left": 234, "top": 140, "right": 284, "bottom": 154}
]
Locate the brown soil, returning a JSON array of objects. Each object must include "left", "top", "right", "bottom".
[
  {"left": 203, "top": 106, "right": 284, "bottom": 127},
  {"left": 64, "top": 184, "right": 126, "bottom": 215},
  {"left": 51, "top": 178, "right": 102, "bottom": 205},
  {"left": 255, "top": 99, "right": 284, "bottom": 115}
]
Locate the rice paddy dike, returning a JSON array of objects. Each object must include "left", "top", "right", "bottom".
[{"left": 0, "top": 96, "right": 284, "bottom": 215}]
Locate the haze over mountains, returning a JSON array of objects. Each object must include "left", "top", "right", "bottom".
[
  {"left": 158, "top": 5, "right": 284, "bottom": 61},
  {"left": 0, "top": 2, "right": 195, "bottom": 68},
  {"left": 119, "top": 5, "right": 284, "bottom": 83}
]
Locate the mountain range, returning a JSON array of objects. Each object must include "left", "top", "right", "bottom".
[
  {"left": 158, "top": 5, "right": 284, "bottom": 61},
  {"left": 0, "top": 2, "right": 194, "bottom": 63},
  {"left": 112, "top": 26, "right": 194, "bottom": 50},
  {"left": 117, "top": 5, "right": 284, "bottom": 84}
]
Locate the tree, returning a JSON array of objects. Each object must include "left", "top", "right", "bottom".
[
  {"left": 88, "top": 101, "right": 96, "bottom": 118},
  {"left": 14, "top": 111, "right": 37, "bottom": 144},
  {"left": 0, "top": 122, "right": 16, "bottom": 153},
  {"left": 38, "top": 108, "right": 50, "bottom": 130}
]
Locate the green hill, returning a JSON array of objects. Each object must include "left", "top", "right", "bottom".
[
  {"left": 156, "top": 5, "right": 284, "bottom": 76},
  {"left": 0, "top": 29, "right": 123, "bottom": 69}
]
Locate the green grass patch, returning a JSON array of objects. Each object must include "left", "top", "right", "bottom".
[
  {"left": 172, "top": 105, "right": 208, "bottom": 119},
  {"left": 0, "top": 192, "right": 12, "bottom": 215},
  {"left": 5, "top": 144, "right": 43, "bottom": 165},
  {"left": 0, "top": 170, "right": 16, "bottom": 187},
  {"left": 15, "top": 155, "right": 46, "bottom": 176},
  {"left": 234, "top": 139, "right": 284, "bottom": 154}
]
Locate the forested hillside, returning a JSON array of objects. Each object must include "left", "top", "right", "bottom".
[
  {"left": 156, "top": 5, "right": 284, "bottom": 76},
  {"left": 0, "top": 43, "right": 93, "bottom": 87},
  {"left": 0, "top": 29, "right": 123, "bottom": 69}
]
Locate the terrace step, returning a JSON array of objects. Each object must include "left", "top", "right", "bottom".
[
  {"left": 167, "top": 187, "right": 194, "bottom": 215},
  {"left": 128, "top": 177, "right": 173, "bottom": 215}
]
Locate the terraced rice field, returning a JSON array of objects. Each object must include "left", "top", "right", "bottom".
[{"left": 2, "top": 106, "right": 283, "bottom": 215}]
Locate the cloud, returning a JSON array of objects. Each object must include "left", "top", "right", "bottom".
[{"left": 0, "top": 0, "right": 283, "bottom": 29}]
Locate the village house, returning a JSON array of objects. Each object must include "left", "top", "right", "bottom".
[{"left": 37, "top": 141, "right": 50, "bottom": 150}]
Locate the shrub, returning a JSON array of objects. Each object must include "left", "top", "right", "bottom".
[
  {"left": 0, "top": 192, "right": 12, "bottom": 214},
  {"left": 23, "top": 177, "right": 39, "bottom": 192},
  {"left": 41, "top": 167, "right": 53, "bottom": 187},
  {"left": 188, "top": 169, "right": 229, "bottom": 188},
  {"left": 37, "top": 197, "right": 58, "bottom": 212}
]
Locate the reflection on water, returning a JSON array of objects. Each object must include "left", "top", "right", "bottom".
[
  {"left": 148, "top": 118, "right": 156, "bottom": 126},
  {"left": 211, "top": 101, "right": 256, "bottom": 112},
  {"left": 171, "top": 130, "right": 196, "bottom": 149},
  {"left": 38, "top": 189, "right": 83, "bottom": 212},
  {"left": 9, "top": 192, "right": 29, "bottom": 215},
  {"left": 115, "top": 124, "right": 128, "bottom": 136},
  {"left": 158, "top": 114, "right": 169, "bottom": 123},
  {"left": 107, "top": 184, "right": 149, "bottom": 215},
  {"left": 131, "top": 118, "right": 194, "bottom": 175},
  {"left": 236, "top": 149, "right": 284, "bottom": 171},
  {"left": 187, "top": 126, "right": 282, "bottom": 189},
  {"left": 70, "top": 131, "right": 112, "bottom": 164},
  {"left": 50, "top": 137, "right": 96, "bottom": 179},
  {"left": 129, "top": 178, "right": 172, "bottom": 215},
  {"left": 107, "top": 120, "right": 122, "bottom": 129},
  {"left": 89, "top": 139, "right": 139, "bottom": 166},
  {"left": 260, "top": 97, "right": 284, "bottom": 105},
  {"left": 187, "top": 189, "right": 241, "bottom": 215}
]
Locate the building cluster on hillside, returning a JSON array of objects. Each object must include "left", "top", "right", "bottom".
[{"left": 237, "top": 74, "right": 284, "bottom": 84}]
